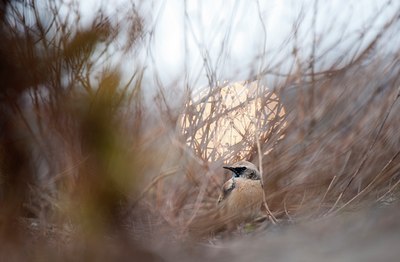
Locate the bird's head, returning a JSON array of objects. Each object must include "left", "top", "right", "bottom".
[{"left": 223, "top": 161, "right": 261, "bottom": 180}]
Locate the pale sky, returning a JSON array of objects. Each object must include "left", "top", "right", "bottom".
[
  {"left": 74, "top": 0, "right": 399, "bottom": 92},
  {"left": 143, "top": 0, "right": 398, "bottom": 88}
]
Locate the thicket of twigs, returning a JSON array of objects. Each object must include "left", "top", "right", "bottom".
[{"left": 0, "top": 0, "right": 399, "bottom": 261}]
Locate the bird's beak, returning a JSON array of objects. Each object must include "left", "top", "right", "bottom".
[{"left": 223, "top": 166, "right": 239, "bottom": 176}]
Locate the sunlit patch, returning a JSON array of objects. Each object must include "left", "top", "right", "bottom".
[{"left": 182, "top": 81, "right": 286, "bottom": 161}]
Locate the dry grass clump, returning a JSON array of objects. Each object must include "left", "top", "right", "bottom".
[{"left": 0, "top": 0, "right": 400, "bottom": 261}]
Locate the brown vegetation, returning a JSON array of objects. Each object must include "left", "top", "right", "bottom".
[{"left": 0, "top": 0, "right": 399, "bottom": 261}]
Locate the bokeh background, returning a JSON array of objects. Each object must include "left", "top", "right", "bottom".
[{"left": 1, "top": 0, "right": 400, "bottom": 261}]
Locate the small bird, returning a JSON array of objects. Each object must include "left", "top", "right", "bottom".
[
  {"left": 187, "top": 161, "right": 265, "bottom": 237},
  {"left": 217, "top": 161, "right": 264, "bottom": 227}
]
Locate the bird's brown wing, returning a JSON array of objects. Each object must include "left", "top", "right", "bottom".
[{"left": 217, "top": 178, "right": 235, "bottom": 204}]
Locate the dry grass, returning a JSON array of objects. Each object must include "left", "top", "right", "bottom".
[{"left": 1, "top": 0, "right": 400, "bottom": 261}]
